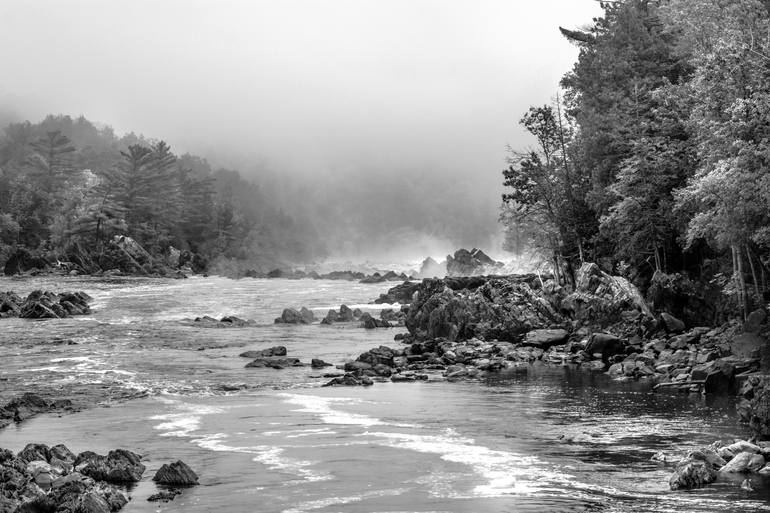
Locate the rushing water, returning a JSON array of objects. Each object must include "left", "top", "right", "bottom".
[{"left": 0, "top": 275, "right": 767, "bottom": 512}]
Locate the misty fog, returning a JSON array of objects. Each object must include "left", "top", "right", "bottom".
[{"left": 0, "top": 0, "right": 601, "bottom": 263}]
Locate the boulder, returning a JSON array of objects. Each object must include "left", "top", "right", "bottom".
[
  {"left": 338, "top": 305, "right": 354, "bottom": 322},
  {"left": 661, "top": 312, "right": 686, "bottom": 333},
  {"left": 311, "top": 359, "right": 332, "bottom": 369},
  {"left": 584, "top": 333, "right": 625, "bottom": 360},
  {"left": 153, "top": 460, "right": 199, "bottom": 485},
  {"left": 148, "top": 490, "right": 181, "bottom": 502},
  {"left": 76, "top": 449, "right": 145, "bottom": 483},
  {"left": 299, "top": 307, "right": 316, "bottom": 323},
  {"left": 669, "top": 460, "right": 717, "bottom": 490},
  {"left": 239, "top": 346, "right": 287, "bottom": 358},
  {"left": 274, "top": 308, "right": 308, "bottom": 324},
  {"left": 245, "top": 357, "right": 302, "bottom": 369},
  {"left": 562, "top": 263, "right": 652, "bottom": 324},
  {"left": 745, "top": 309, "right": 768, "bottom": 333},
  {"left": 719, "top": 452, "right": 766, "bottom": 473},
  {"left": 522, "top": 329, "right": 569, "bottom": 349}
]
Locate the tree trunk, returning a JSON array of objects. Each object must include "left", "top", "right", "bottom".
[
  {"left": 747, "top": 244, "right": 761, "bottom": 306},
  {"left": 734, "top": 245, "right": 748, "bottom": 320}
]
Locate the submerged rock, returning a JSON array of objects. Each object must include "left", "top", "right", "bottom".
[
  {"left": 245, "top": 357, "right": 303, "bottom": 369},
  {"left": 239, "top": 346, "right": 287, "bottom": 358}
]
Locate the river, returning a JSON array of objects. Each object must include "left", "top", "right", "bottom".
[{"left": 0, "top": 275, "right": 767, "bottom": 512}]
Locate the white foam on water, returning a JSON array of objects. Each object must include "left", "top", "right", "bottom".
[
  {"left": 281, "top": 488, "right": 408, "bottom": 513},
  {"left": 280, "top": 393, "right": 419, "bottom": 428},
  {"left": 261, "top": 428, "right": 338, "bottom": 438},
  {"left": 150, "top": 399, "right": 224, "bottom": 438},
  {"left": 194, "top": 433, "right": 331, "bottom": 483},
  {"left": 50, "top": 356, "right": 96, "bottom": 363},
  {"left": 363, "top": 429, "right": 552, "bottom": 497}
]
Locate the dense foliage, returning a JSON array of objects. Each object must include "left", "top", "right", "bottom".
[
  {"left": 0, "top": 115, "right": 325, "bottom": 273},
  {"left": 501, "top": 0, "right": 770, "bottom": 318}
]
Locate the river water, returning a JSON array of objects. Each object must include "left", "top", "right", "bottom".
[{"left": 0, "top": 275, "right": 767, "bottom": 512}]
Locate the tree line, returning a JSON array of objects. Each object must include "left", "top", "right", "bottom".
[
  {"left": 501, "top": 0, "right": 770, "bottom": 318},
  {"left": 0, "top": 115, "right": 325, "bottom": 273}
]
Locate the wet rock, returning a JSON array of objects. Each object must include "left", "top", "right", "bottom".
[
  {"left": 239, "top": 346, "right": 287, "bottom": 358},
  {"left": 153, "top": 460, "right": 199, "bottom": 485},
  {"left": 148, "top": 490, "right": 181, "bottom": 502},
  {"left": 321, "top": 309, "right": 339, "bottom": 325},
  {"left": 274, "top": 308, "right": 310, "bottom": 324},
  {"left": 245, "top": 357, "right": 303, "bottom": 369},
  {"left": 299, "top": 307, "right": 316, "bottom": 323},
  {"left": 76, "top": 449, "right": 145, "bottom": 483},
  {"left": 669, "top": 460, "right": 718, "bottom": 490},
  {"left": 374, "top": 281, "right": 422, "bottom": 304},
  {"left": 522, "top": 329, "right": 569, "bottom": 349},
  {"left": 311, "top": 359, "right": 333, "bottom": 369},
  {"left": 322, "top": 374, "right": 373, "bottom": 386},
  {"left": 338, "top": 305, "right": 354, "bottom": 322},
  {"left": 360, "top": 312, "right": 391, "bottom": 329},
  {"left": 719, "top": 452, "right": 766, "bottom": 473}
]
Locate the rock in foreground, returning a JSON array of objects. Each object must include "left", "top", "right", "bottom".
[{"left": 153, "top": 460, "right": 199, "bottom": 485}]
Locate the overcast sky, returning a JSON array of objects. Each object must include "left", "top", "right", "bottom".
[{"left": 0, "top": 0, "right": 602, "bottom": 255}]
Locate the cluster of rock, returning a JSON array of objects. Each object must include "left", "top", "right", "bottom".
[
  {"left": 192, "top": 315, "right": 256, "bottom": 327},
  {"left": 669, "top": 440, "right": 770, "bottom": 491},
  {"left": 0, "top": 442, "right": 196, "bottom": 512},
  {"left": 275, "top": 307, "right": 316, "bottom": 324},
  {"left": 0, "top": 394, "right": 75, "bottom": 431},
  {"left": 272, "top": 304, "right": 405, "bottom": 329},
  {"left": 240, "top": 346, "right": 303, "bottom": 369},
  {"left": 239, "top": 345, "right": 333, "bottom": 370},
  {"left": 247, "top": 268, "right": 410, "bottom": 283},
  {"left": 0, "top": 290, "right": 92, "bottom": 320}
]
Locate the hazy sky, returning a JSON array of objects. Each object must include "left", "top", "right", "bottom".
[{"left": 0, "top": 0, "right": 602, "bottom": 255}]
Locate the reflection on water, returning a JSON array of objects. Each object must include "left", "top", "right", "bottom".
[{"left": 0, "top": 275, "right": 767, "bottom": 512}]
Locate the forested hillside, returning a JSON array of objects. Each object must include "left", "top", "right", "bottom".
[
  {"left": 501, "top": 0, "right": 770, "bottom": 319},
  {"left": 0, "top": 115, "right": 325, "bottom": 274}
]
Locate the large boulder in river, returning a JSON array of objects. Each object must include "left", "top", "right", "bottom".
[
  {"left": 669, "top": 451, "right": 721, "bottom": 490},
  {"left": 153, "top": 460, "right": 198, "bottom": 485},
  {"left": 405, "top": 277, "right": 562, "bottom": 342},
  {"left": 275, "top": 308, "right": 310, "bottom": 324}
]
